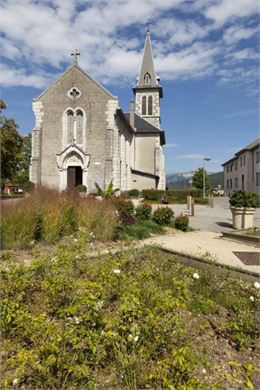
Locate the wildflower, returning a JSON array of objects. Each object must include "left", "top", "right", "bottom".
[
  {"left": 73, "top": 316, "right": 80, "bottom": 324},
  {"left": 250, "top": 296, "right": 255, "bottom": 302},
  {"left": 113, "top": 269, "right": 121, "bottom": 274},
  {"left": 134, "top": 335, "right": 139, "bottom": 342},
  {"left": 254, "top": 281, "right": 260, "bottom": 289},
  {"left": 193, "top": 272, "right": 200, "bottom": 279},
  {"left": 12, "top": 379, "right": 19, "bottom": 386},
  {"left": 90, "top": 242, "right": 93, "bottom": 248},
  {"left": 74, "top": 238, "right": 78, "bottom": 242},
  {"left": 95, "top": 300, "right": 104, "bottom": 311}
]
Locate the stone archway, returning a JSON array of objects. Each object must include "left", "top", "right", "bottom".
[{"left": 56, "top": 145, "right": 90, "bottom": 191}]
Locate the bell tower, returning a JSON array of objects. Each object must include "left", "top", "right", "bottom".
[{"left": 133, "top": 26, "right": 163, "bottom": 128}]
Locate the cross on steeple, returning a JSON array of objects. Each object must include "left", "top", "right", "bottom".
[
  {"left": 147, "top": 18, "right": 151, "bottom": 33},
  {"left": 71, "top": 49, "right": 80, "bottom": 64}
]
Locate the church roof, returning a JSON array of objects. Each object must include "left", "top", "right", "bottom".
[
  {"left": 33, "top": 63, "right": 117, "bottom": 101},
  {"left": 123, "top": 112, "right": 166, "bottom": 145}
]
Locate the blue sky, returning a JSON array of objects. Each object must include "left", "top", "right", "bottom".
[{"left": 0, "top": 0, "right": 259, "bottom": 174}]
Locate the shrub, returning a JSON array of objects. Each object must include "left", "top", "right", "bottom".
[
  {"left": 41, "top": 200, "right": 64, "bottom": 244},
  {"left": 142, "top": 189, "right": 164, "bottom": 201},
  {"left": 194, "top": 197, "right": 209, "bottom": 205},
  {"left": 112, "top": 197, "right": 135, "bottom": 217},
  {"left": 120, "top": 214, "right": 136, "bottom": 226},
  {"left": 174, "top": 214, "right": 189, "bottom": 231},
  {"left": 76, "top": 184, "right": 87, "bottom": 193},
  {"left": 135, "top": 203, "right": 152, "bottom": 220},
  {"left": 153, "top": 207, "right": 174, "bottom": 225},
  {"left": 118, "top": 219, "right": 163, "bottom": 240},
  {"left": 21, "top": 181, "right": 34, "bottom": 193},
  {"left": 229, "top": 190, "right": 259, "bottom": 208},
  {"left": 128, "top": 188, "right": 140, "bottom": 198}
]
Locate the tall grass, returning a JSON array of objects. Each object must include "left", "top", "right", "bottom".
[
  {"left": 0, "top": 188, "right": 119, "bottom": 249},
  {"left": 1, "top": 200, "right": 39, "bottom": 249}
]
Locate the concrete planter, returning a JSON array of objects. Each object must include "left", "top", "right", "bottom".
[{"left": 230, "top": 207, "right": 256, "bottom": 229}]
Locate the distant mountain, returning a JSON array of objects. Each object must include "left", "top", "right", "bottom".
[{"left": 166, "top": 171, "right": 224, "bottom": 189}]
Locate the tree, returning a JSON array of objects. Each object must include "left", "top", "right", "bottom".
[
  {"left": 0, "top": 100, "right": 23, "bottom": 186},
  {"left": 14, "top": 133, "right": 32, "bottom": 185},
  {"left": 192, "top": 168, "right": 210, "bottom": 191}
]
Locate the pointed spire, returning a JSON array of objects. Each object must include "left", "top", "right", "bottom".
[{"left": 137, "top": 25, "right": 157, "bottom": 86}]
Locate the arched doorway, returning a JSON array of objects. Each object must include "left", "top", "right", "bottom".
[{"left": 67, "top": 166, "right": 83, "bottom": 189}]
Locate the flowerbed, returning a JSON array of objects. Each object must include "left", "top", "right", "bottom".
[{"left": 0, "top": 244, "right": 259, "bottom": 389}]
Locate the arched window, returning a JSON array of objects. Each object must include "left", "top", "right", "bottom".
[
  {"left": 67, "top": 110, "right": 74, "bottom": 144},
  {"left": 148, "top": 95, "right": 153, "bottom": 115},
  {"left": 142, "top": 96, "right": 146, "bottom": 115},
  {"left": 144, "top": 72, "right": 151, "bottom": 85},
  {"left": 76, "top": 109, "right": 83, "bottom": 144}
]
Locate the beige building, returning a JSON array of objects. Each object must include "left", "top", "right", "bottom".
[
  {"left": 222, "top": 138, "right": 260, "bottom": 195},
  {"left": 29, "top": 29, "right": 166, "bottom": 193}
]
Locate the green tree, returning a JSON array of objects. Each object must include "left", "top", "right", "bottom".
[
  {"left": 14, "top": 133, "right": 32, "bottom": 185},
  {"left": 192, "top": 168, "right": 210, "bottom": 191},
  {"left": 0, "top": 100, "right": 22, "bottom": 187}
]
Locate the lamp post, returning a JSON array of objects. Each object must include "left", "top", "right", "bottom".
[{"left": 203, "top": 157, "right": 211, "bottom": 198}]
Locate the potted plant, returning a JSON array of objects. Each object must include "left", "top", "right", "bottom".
[
  {"left": 229, "top": 190, "right": 259, "bottom": 229},
  {"left": 76, "top": 184, "right": 87, "bottom": 197}
]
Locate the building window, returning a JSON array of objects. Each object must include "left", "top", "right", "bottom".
[
  {"left": 67, "top": 110, "right": 74, "bottom": 144},
  {"left": 243, "top": 155, "right": 246, "bottom": 165},
  {"left": 235, "top": 161, "right": 238, "bottom": 170},
  {"left": 76, "top": 109, "right": 83, "bottom": 144},
  {"left": 227, "top": 179, "right": 229, "bottom": 189},
  {"left": 227, "top": 166, "right": 229, "bottom": 173},
  {"left": 142, "top": 96, "right": 146, "bottom": 115},
  {"left": 144, "top": 72, "right": 151, "bottom": 85},
  {"left": 257, "top": 172, "right": 260, "bottom": 186},
  {"left": 230, "top": 164, "right": 233, "bottom": 172},
  {"left": 256, "top": 151, "right": 260, "bottom": 163},
  {"left": 230, "top": 178, "right": 232, "bottom": 189},
  {"left": 148, "top": 95, "right": 153, "bottom": 115},
  {"left": 235, "top": 177, "right": 238, "bottom": 189},
  {"left": 240, "top": 156, "right": 242, "bottom": 167}
]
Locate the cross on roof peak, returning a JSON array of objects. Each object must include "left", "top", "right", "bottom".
[
  {"left": 146, "top": 19, "right": 151, "bottom": 34},
  {"left": 71, "top": 49, "right": 80, "bottom": 64}
]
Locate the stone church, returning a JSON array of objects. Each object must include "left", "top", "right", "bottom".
[{"left": 30, "top": 29, "right": 166, "bottom": 192}]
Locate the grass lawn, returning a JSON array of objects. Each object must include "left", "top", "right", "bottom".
[{"left": 1, "top": 239, "right": 259, "bottom": 389}]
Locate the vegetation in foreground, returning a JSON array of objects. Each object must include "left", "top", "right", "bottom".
[
  {"left": 1, "top": 189, "right": 189, "bottom": 249},
  {"left": 0, "top": 243, "right": 259, "bottom": 389}
]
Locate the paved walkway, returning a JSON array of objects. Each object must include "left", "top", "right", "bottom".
[{"left": 144, "top": 230, "right": 260, "bottom": 276}]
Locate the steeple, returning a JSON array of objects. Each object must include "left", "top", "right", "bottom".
[
  {"left": 133, "top": 26, "right": 163, "bottom": 128},
  {"left": 137, "top": 27, "right": 157, "bottom": 87}
]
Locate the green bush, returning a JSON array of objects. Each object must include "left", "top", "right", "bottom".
[
  {"left": 174, "top": 214, "right": 189, "bottom": 231},
  {"left": 118, "top": 219, "right": 163, "bottom": 240},
  {"left": 76, "top": 184, "right": 87, "bottom": 193},
  {"left": 21, "top": 180, "right": 34, "bottom": 193},
  {"left": 135, "top": 203, "right": 152, "bottom": 220},
  {"left": 142, "top": 189, "right": 164, "bottom": 201},
  {"left": 229, "top": 190, "right": 259, "bottom": 208},
  {"left": 153, "top": 207, "right": 174, "bottom": 225},
  {"left": 194, "top": 197, "right": 209, "bottom": 205},
  {"left": 128, "top": 189, "right": 140, "bottom": 198},
  {"left": 112, "top": 197, "right": 135, "bottom": 217}
]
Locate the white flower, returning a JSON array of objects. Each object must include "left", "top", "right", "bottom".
[
  {"left": 254, "top": 281, "right": 260, "bottom": 289},
  {"left": 250, "top": 296, "right": 255, "bottom": 302},
  {"left": 90, "top": 242, "right": 93, "bottom": 248},
  {"left": 95, "top": 300, "right": 104, "bottom": 311},
  {"left": 113, "top": 269, "right": 121, "bottom": 274},
  {"left": 74, "top": 238, "right": 78, "bottom": 242},
  {"left": 134, "top": 335, "right": 139, "bottom": 342},
  {"left": 12, "top": 378, "right": 19, "bottom": 386},
  {"left": 73, "top": 316, "right": 80, "bottom": 324},
  {"left": 193, "top": 272, "right": 200, "bottom": 280}
]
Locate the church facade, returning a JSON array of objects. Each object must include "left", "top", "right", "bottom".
[{"left": 30, "top": 30, "right": 166, "bottom": 192}]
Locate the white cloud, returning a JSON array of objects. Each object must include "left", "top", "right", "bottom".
[
  {"left": 204, "top": 0, "right": 259, "bottom": 26},
  {"left": 175, "top": 154, "right": 208, "bottom": 160},
  {"left": 223, "top": 25, "right": 258, "bottom": 45},
  {"left": 164, "top": 143, "right": 178, "bottom": 148},
  {"left": 0, "top": 0, "right": 258, "bottom": 90}
]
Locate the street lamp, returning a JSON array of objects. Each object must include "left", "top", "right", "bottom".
[{"left": 203, "top": 157, "right": 211, "bottom": 198}]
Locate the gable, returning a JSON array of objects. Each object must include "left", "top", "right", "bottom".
[{"left": 34, "top": 64, "right": 117, "bottom": 103}]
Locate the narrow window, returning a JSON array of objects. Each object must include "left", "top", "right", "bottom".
[
  {"left": 230, "top": 179, "right": 232, "bottom": 189},
  {"left": 235, "top": 161, "right": 238, "bottom": 170},
  {"left": 144, "top": 72, "right": 151, "bottom": 85},
  {"left": 142, "top": 96, "right": 146, "bottom": 115},
  {"left": 256, "top": 172, "right": 260, "bottom": 187},
  {"left": 256, "top": 151, "right": 260, "bottom": 163},
  {"left": 227, "top": 166, "right": 229, "bottom": 173},
  {"left": 227, "top": 179, "right": 229, "bottom": 189},
  {"left": 235, "top": 177, "right": 238, "bottom": 188},
  {"left": 148, "top": 95, "right": 153, "bottom": 115},
  {"left": 67, "top": 110, "right": 74, "bottom": 144},
  {"left": 76, "top": 109, "right": 83, "bottom": 144}
]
